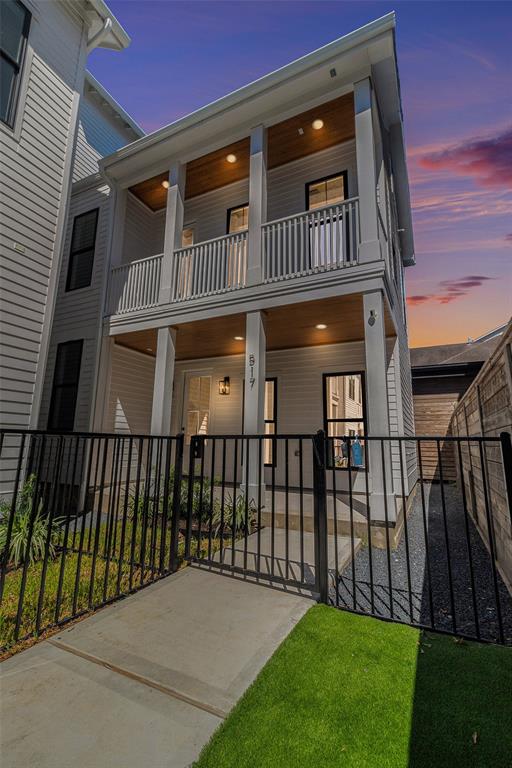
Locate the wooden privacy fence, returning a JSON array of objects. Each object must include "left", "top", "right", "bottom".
[{"left": 450, "top": 320, "right": 512, "bottom": 590}]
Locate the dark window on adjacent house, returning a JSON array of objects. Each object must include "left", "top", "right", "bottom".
[
  {"left": 66, "top": 209, "right": 99, "bottom": 291},
  {"left": 323, "top": 372, "right": 366, "bottom": 469},
  {"left": 227, "top": 203, "right": 249, "bottom": 234},
  {"left": 48, "top": 340, "right": 83, "bottom": 431},
  {"left": 0, "top": 0, "right": 31, "bottom": 128}
]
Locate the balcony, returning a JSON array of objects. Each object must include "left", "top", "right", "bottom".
[{"left": 106, "top": 199, "right": 360, "bottom": 316}]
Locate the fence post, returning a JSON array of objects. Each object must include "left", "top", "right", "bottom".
[
  {"left": 500, "top": 431, "right": 512, "bottom": 525},
  {"left": 313, "top": 429, "right": 329, "bottom": 604},
  {"left": 169, "top": 433, "right": 184, "bottom": 573}
]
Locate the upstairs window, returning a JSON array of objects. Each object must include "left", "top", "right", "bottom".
[
  {"left": 48, "top": 340, "right": 83, "bottom": 432},
  {"left": 227, "top": 204, "right": 249, "bottom": 234},
  {"left": 0, "top": 0, "right": 31, "bottom": 128},
  {"left": 306, "top": 172, "right": 347, "bottom": 211},
  {"left": 66, "top": 209, "right": 99, "bottom": 291}
]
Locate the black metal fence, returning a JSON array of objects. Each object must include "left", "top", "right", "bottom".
[{"left": 1, "top": 428, "right": 511, "bottom": 650}]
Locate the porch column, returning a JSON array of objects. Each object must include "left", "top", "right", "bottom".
[
  {"left": 159, "top": 162, "right": 186, "bottom": 305},
  {"left": 246, "top": 125, "right": 267, "bottom": 287},
  {"left": 151, "top": 327, "right": 177, "bottom": 435},
  {"left": 109, "top": 186, "right": 128, "bottom": 269},
  {"left": 354, "top": 78, "right": 381, "bottom": 264},
  {"left": 363, "top": 291, "right": 395, "bottom": 521},
  {"left": 243, "top": 311, "right": 266, "bottom": 501},
  {"left": 91, "top": 335, "right": 114, "bottom": 432}
]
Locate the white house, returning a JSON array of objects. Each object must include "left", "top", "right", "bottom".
[
  {"left": 0, "top": 0, "right": 132, "bottom": 497},
  {"left": 39, "top": 13, "right": 416, "bottom": 520}
]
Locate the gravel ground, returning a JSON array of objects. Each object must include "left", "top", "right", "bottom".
[{"left": 334, "top": 483, "right": 512, "bottom": 644}]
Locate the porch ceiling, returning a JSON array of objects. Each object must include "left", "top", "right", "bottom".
[
  {"left": 127, "top": 93, "right": 355, "bottom": 212},
  {"left": 114, "top": 294, "right": 395, "bottom": 361}
]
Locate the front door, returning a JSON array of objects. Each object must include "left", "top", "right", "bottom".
[{"left": 182, "top": 373, "right": 212, "bottom": 444}]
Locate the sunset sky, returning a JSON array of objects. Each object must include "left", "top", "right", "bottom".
[{"left": 89, "top": 1, "right": 512, "bottom": 348}]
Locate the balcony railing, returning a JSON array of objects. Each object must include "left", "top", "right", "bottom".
[
  {"left": 171, "top": 230, "right": 247, "bottom": 302},
  {"left": 262, "top": 198, "right": 359, "bottom": 282},
  {"left": 108, "top": 253, "right": 163, "bottom": 315}
]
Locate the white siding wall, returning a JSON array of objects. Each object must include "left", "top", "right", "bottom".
[
  {"left": 105, "top": 344, "right": 155, "bottom": 433},
  {"left": 183, "top": 178, "right": 250, "bottom": 245},
  {"left": 73, "top": 92, "right": 138, "bottom": 182},
  {"left": 122, "top": 193, "right": 165, "bottom": 264},
  {"left": 0, "top": 1, "right": 85, "bottom": 438},
  {"left": 38, "top": 182, "right": 112, "bottom": 432}
]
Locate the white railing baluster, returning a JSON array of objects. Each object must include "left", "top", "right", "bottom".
[{"left": 107, "top": 253, "right": 164, "bottom": 315}]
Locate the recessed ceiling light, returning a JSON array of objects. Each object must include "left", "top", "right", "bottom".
[
  {"left": 312, "top": 119, "right": 324, "bottom": 130},
  {"left": 315, "top": 323, "right": 327, "bottom": 330},
  {"left": 146, "top": 347, "right": 153, "bottom": 352},
  {"left": 161, "top": 180, "right": 170, "bottom": 189},
  {"left": 234, "top": 335, "right": 244, "bottom": 341},
  {"left": 226, "top": 153, "right": 237, "bottom": 163}
]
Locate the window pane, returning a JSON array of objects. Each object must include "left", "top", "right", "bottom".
[
  {"left": 264, "top": 380, "right": 275, "bottom": 421},
  {"left": 308, "top": 175, "right": 346, "bottom": 211},
  {"left": 0, "top": 0, "right": 28, "bottom": 63},
  {"left": 48, "top": 387, "right": 78, "bottom": 431},
  {"left": 325, "top": 175, "right": 345, "bottom": 204},
  {"left": 68, "top": 249, "right": 94, "bottom": 291},
  {"left": 308, "top": 181, "right": 326, "bottom": 210},
  {"left": 71, "top": 210, "right": 97, "bottom": 252},
  {"left": 0, "top": 56, "right": 16, "bottom": 124},
  {"left": 53, "top": 341, "right": 82, "bottom": 387},
  {"left": 325, "top": 374, "right": 363, "bottom": 420},
  {"left": 182, "top": 227, "right": 194, "bottom": 247},
  {"left": 228, "top": 205, "right": 248, "bottom": 233},
  {"left": 49, "top": 340, "right": 82, "bottom": 431}
]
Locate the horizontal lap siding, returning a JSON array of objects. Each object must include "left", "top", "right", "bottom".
[
  {"left": 123, "top": 194, "right": 165, "bottom": 264},
  {"left": 38, "top": 184, "right": 112, "bottom": 433},
  {"left": 183, "top": 179, "right": 250, "bottom": 245},
  {"left": 0, "top": 2, "right": 83, "bottom": 445},
  {"left": 106, "top": 345, "right": 155, "bottom": 434},
  {"left": 450, "top": 323, "right": 512, "bottom": 588}
]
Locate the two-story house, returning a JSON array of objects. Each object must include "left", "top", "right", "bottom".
[
  {"left": 39, "top": 13, "right": 416, "bottom": 522},
  {"left": 0, "top": 0, "right": 131, "bottom": 497}
]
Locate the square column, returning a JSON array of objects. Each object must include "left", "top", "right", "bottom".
[
  {"left": 354, "top": 78, "right": 381, "bottom": 264},
  {"left": 246, "top": 125, "right": 267, "bottom": 287},
  {"left": 243, "top": 311, "right": 266, "bottom": 501},
  {"left": 159, "top": 163, "right": 186, "bottom": 305},
  {"left": 363, "top": 291, "right": 395, "bottom": 521},
  {"left": 151, "top": 327, "right": 177, "bottom": 435}
]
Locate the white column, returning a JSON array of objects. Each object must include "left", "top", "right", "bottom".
[
  {"left": 246, "top": 125, "right": 267, "bottom": 287},
  {"left": 159, "top": 163, "right": 186, "bottom": 304},
  {"left": 91, "top": 336, "right": 114, "bottom": 432},
  {"left": 243, "top": 311, "right": 266, "bottom": 500},
  {"left": 363, "top": 291, "right": 395, "bottom": 521},
  {"left": 354, "top": 78, "right": 381, "bottom": 264},
  {"left": 151, "top": 327, "right": 177, "bottom": 435},
  {"left": 110, "top": 187, "right": 127, "bottom": 269}
]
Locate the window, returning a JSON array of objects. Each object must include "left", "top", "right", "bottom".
[
  {"left": 227, "top": 204, "right": 249, "bottom": 234},
  {"left": 323, "top": 372, "right": 366, "bottom": 469},
  {"left": 66, "top": 209, "right": 99, "bottom": 291},
  {"left": 306, "top": 172, "right": 347, "bottom": 211},
  {"left": 242, "top": 378, "right": 278, "bottom": 467},
  {"left": 1, "top": 0, "right": 31, "bottom": 128},
  {"left": 182, "top": 227, "right": 194, "bottom": 247},
  {"left": 48, "top": 341, "right": 83, "bottom": 432},
  {"left": 184, "top": 375, "right": 211, "bottom": 445}
]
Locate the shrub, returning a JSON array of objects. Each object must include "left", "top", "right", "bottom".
[
  {"left": 0, "top": 475, "right": 62, "bottom": 568},
  {"left": 212, "top": 492, "right": 257, "bottom": 535}
]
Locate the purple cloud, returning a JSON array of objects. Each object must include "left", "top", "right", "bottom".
[{"left": 407, "top": 275, "right": 494, "bottom": 307}]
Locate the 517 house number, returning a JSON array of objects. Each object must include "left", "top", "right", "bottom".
[{"left": 249, "top": 354, "right": 256, "bottom": 389}]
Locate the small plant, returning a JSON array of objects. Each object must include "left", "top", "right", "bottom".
[
  {"left": 212, "top": 492, "right": 257, "bottom": 535},
  {"left": 0, "top": 475, "right": 62, "bottom": 568}
]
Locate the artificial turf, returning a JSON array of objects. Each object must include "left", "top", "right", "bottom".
[{"left": 194, "top": 604, "right": 512, "bottom": 768}]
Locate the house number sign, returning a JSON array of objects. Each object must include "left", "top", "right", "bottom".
[{"left": 249, "top": 354, "right": 256, "bottom": 389}]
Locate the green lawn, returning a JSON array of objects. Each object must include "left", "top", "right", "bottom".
[{"left": 194, "top": 605, "right": 512, "bottom": 768}]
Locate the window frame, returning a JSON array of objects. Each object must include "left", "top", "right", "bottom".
[
  {"left": 241, "top": 377, "right": 278, "bottom": 468},
  {"left": 47, "top": 339, "right": 83, "bottom": 433},
  {"left": 65, "top": 208, "right": 99, "bottom": 292},
  {"left": 226, "top": 202, "right": 249, "bottom": 235},
  {"left": 322, "top": 370, "right": 366, "bottom": 471},
  {"left": 305, "top": 171, "right": 349, "bottom": 213},
  {"left": 0, "top": 0, "right": 31, "bottom": 129}
]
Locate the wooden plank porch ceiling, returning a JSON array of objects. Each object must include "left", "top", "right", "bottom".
[
  {"left": 115, "top": 293, "right": 395, "bottom": 361},
  {"left": 129, "top": 93, "right": 355, "bottom": 211}
]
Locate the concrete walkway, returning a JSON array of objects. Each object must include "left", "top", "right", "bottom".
[{"left": 1, "top": 567, "right": 311, "bottom": 768}]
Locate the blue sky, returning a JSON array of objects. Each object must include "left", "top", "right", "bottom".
[{"left": 89, "top": 1, "right": 512, "bottom": 346}]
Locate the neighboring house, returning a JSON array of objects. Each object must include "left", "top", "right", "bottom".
[
  {"left": 0, "top": 0, "right": 130, "bottom": 496},
  {"left": 38, "top": 13, "right": 416, "bottom": 520},
  {"left": 411, "top": 323, "right": 507, "bottom": 480},
  {"left": 450, "top": 319, "right": 512, "bottom": 590}
]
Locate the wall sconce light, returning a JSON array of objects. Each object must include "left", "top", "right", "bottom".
[
  {"left": 218, "top": 376, "right": 230, "bottom": 395},
  {"left": 368, "top": 310, "right": 377, "bottom": 327}
]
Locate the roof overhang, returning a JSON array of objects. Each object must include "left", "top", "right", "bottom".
[
  {"left": 75, "top": 0, "right": 131, "bottom": 51},
  {"left": 84, "top": 71, "right": 144, "bottom": 138}
]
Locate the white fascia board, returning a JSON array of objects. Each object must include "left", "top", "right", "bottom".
[
  {"left": 84, "top": 71, "right": 144, "bottom": 138},
  {"left": 85, "top": 0, "right": 131, "bottom": 50},
  {"left": 100, "top": 12, "right": 397, "bottom": 177}
]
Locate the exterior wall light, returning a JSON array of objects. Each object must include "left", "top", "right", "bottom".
[
  {"left": 368, "top": 310, "right": 377, "bottom": 327},
  {"left": 226, "top": 154, "right": 237, "bottom": 163},
  {"left": 315, "top": 323, "right": 327, "bottom": 330},
  {"left": 312, "top": 119, "right": 324, "bottom": 130},
  {"left": 161, "top": 180, "right": 170, "bottom": 189},
  {"left": 218, "top": 377, "right": 230, "bottom": 395}
]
